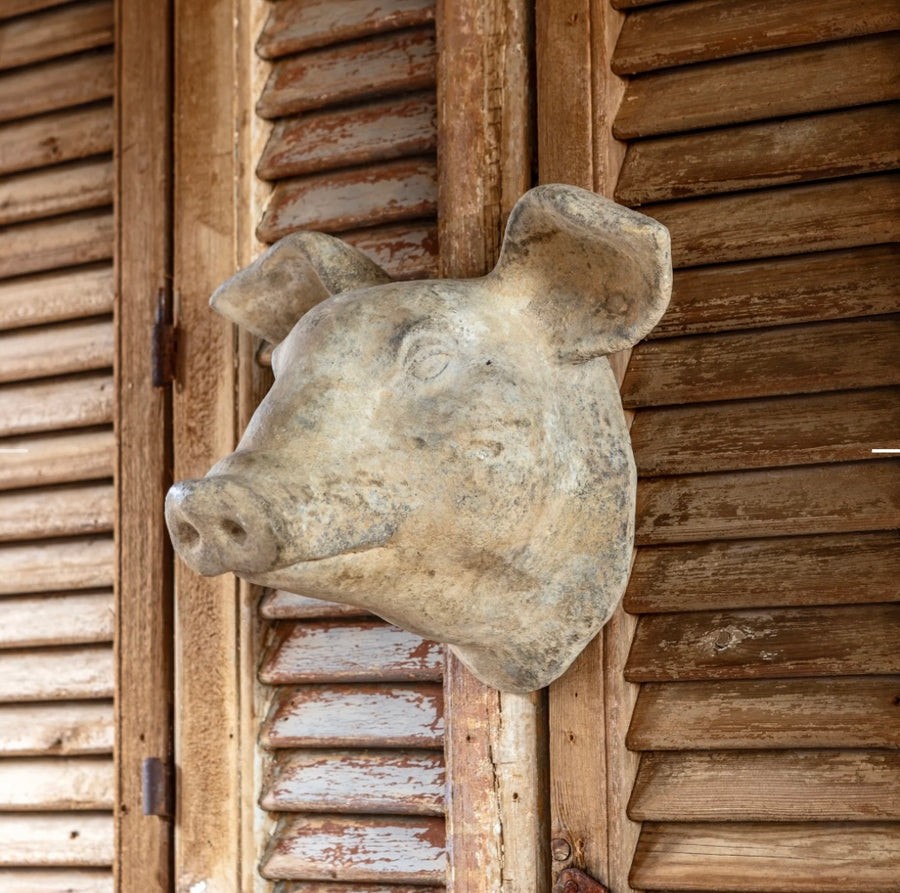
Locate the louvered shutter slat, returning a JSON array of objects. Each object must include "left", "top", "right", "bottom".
[
  {"left": 0, "top": 702, "right": 112, "bottom": 757},
  {"left": 0, "top": 430, "right": 115, "bottom": 491},
  {"left": 0, "top": 868, "right": 113, "bottom": 892},
  {"left": 0, "top": 757, "right": 113, "bottom": 811},
  {"left": 0, "top": 647, "right": 113, "bottom": 702},
  {"left": 0, "top": 483, "right": 113, "bottom": 542},
  {"left": 0, "top": 374, "right": 113, "bottom": 437},
  {"left": 260, "top": 590, "right": 372, "bottom": 620},
  {"left": 0, "top": 814, "right": 113, "bottom": 867},
  {"left": 0, "top": 318, "right": 113, "bottom": 384}
]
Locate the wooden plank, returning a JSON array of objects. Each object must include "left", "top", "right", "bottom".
[
  {"left": 257, "top": 157, "right": 437, "bottom": 242},
  {"left": 0, "top": 869, "right": 112, "bottom": 892},
  {"left": 257, "top": 92, "right": 436, "bottom": 180},
  {"left": 0, "top": 319, "right": 112, "bottom": 384},
  {"left": 631, "top": 388, "right": 900, "bottom": 476},
  {"left": 0, "top": 0, "right": 71, "bottom": 21},
  {"left": 0, "top": 210, "right": 114, "bottom": 280},
  {"left": 635, "top": 461, "right": 900, "bottom": 545},
  {"left": 630, "top": 821, "right": 900, "bottom": 892},
  {"left": 257, "top": 0, "right": 435, "bottom": 59},
  {"left": 617, "top": 104, "right": 900, "bottom": 205},
  {"left": 613, "top": 0, "right": 900, "bottom": 75},
  {"left": 257, "top": 27, "right": 436, "bottom": 119},
  {"left": 260, "top": 590, "right": 371, "bottom": 620},
  {"left": 0, "top": 646, "right": 113, "bottom": 701},
  {"left": 629, "top": 750, "right": 900, "bottom": 822},
  {"left": 0, "top": 158, "right": 113, "bottom": 227},
  {"left": 0, "top": 0, "right": 113, "bottom": 72},
  {"left": 273, "top": 885, "right": 441, "bottom": 893},
  {"left": 623, "top": 315, "right": 900, "bottom": 408},
  {"left": 0, "top": 264, "right": 113, "bottom": 331},
  {"left": 340, "top": 222, "right": 438, "bottom": 280},
  {"left": 0, "top": 701, "right": 113, "bottom": 756},
  {"left": 0, "top": 536, "right": 113, "bottom": 594},
  {"left": 0, "top": 814, "right": 113, "bottom": 867},
  {"left": 627, "top": 676, "right": 900, "bottom": 751},
  {"left": 260, "top": 749, "right": 445, "bottom": 815},
  {"left": 0, "top": 429, "right": 115, "bottom": 491},
  {"left": 260, "top": 814, "right": 445, "bottom": 883},
  {"left": 0, "top": 373, "right": 113, "bottom": 437},
  {"left": 649, "top": 245, "right": 900, "bottom": 339},
  {"left": 626, "top": 532, "right": 900, "bottom": 614},
  {"left": 0, "top": 757, "right": 113, "bottom": 810},
  {"left": 260, "top": 621, "right": 443, "bottom": 684},
  {"left": 0, "top": 483, "right": 113, "bottom": 542},
  {"left": 0, "top": 591, "right": 113, "bottom": 649},
  {"left": 0, "top": 49, "right": 114, "bottom": 125},
  {"left": 626, "top": 604, "right": 900, "bottom": 682},
  {"left": 261, "top": 684, "right": 444, "bottom": 749},
  {"left": 615, "top": 33, "right": 900, "bottom": 139}
]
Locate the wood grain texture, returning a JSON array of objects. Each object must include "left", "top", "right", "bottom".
[
  {"left": 627, "top": 676, "right": 900, "bottom": 750},
  {"left": 630, "top": 821, "right": 900, "bottom": 892},
  {"left": 635, "top": 460, "right": 900, "bottom": 544},
  {"left": 0, "top": 869, "right": 112, "bottom": 892},
  {"left": 631, "top": 387, "right": 900, "bottom": 476},
  {"left": 612, "top": 0, "right": 900, "bottom": 75},
  {"left": 625, "top": 532, "right": 900, "bottom": 613},
  {"left": 0, "top": 646, "right": 113, "bottom": 702},
  {"left": 341, "top": 222, "right": 438, "bottom": 279},
  {"left": 0, "top": 0, "right": 71, "bottom": 21},
  {"left": 257, "top": 157, "right": 437, "bottom": 241},
  {"left": 0, "top": 756, "right": 113, "bottom": 810},
  {"left": 258, "top": 93, "right": 436, "bottom": 180},
  {"left": 617, "top": 104, "right": 900, "bottom": 205},
  {"left": 260, "top": 621, "right": 443, "bottom": 684},
  {"left": 0, "top": 482, "right": 113, "bottom": 542},
  {"left": 0, "top": 813, "right": 113, "bottom": 867},
  {"left": 260, "top": 814, "right": 445, "bottom": 883},
  {"left": 0, "top": 318, "right": 113, "bottom": 384},
  {"left": 0, "top": 701, "right": 112, "bottom": 756},
  {"left": 260, "top": 749, "right": 445, "bottom": 815},
  {"left": 649, "top": 245, "right": 900, "bottom": 339},
  {"left": 257, "top": 0, "right": 435, "bottom": 58},
  {"left": 273, "top": 885, "right": 441, "bottom": 893},
  {"left": 623, "top": 315, "right": 900, "bottom": 408},
  {"left": 615, "top": 32, "right": 900, "bottom": 138},
  {"left": 0, "top": 429, "right": 114, "bottom": 491},
  {"left": 629, "top": 750, "right": 900, "bottom": 822},
  {"left": 0, "top": 373, "right": 113, "bottom": 437},
  {"left": 260, "top": 590, "right": 371, "bottom": 620},
  {"left": 257, "top": 27, "right": 436, "bottom": 119},
  {"left": 0, "top": 591, "right": 113, "bottom": 648},
  {"left": 0, "top": 536, "right": 113, "bottom": 595}
]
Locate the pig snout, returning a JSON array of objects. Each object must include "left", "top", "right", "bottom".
[{"left": 165, "top": 476, "right": 280, "bottom": 577}]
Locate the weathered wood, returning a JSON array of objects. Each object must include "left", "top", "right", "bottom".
[
  {"left": 0, "top": 701, "right": 112, "bottom": 756},
  {"left": 630, "top": 821, "right": 900, "bottom": 892},
  {"left": 0, "top": 0, "right": 71, "bottom": 21},
  {"left": 0, "top": 210, "right": 114, "bottom": 279},
  {"left": 257, "top": 27, "right": 436, "bottom": 120},
  {"left": 0, "top": 429, "right": 114, "bottom": 491},
  {"left": 0, "top": 264, "right": 113, "bottom": 331},
  {"left": 0, "top": 646, "right": 113, "bottom": 702},
  {"left": 617, "top": 104, "right": 900, "bottom": 205},
  {"left": 0, "top": 869, "right": 112, "bottom": 892},
  {"left": 631, "top": 388, "right": 900, "bottom": 476},
  {"left": 0, "top": 158, "right": 113, "bottom": 227},
  {"left": 649, "top": 245, "right": 900, "bottom": 339},
  {"left": 613, "top": 0, "right": 900, "bottom": 75},
  {"left": 626, "top": 603, "right": 900, "bottom": 682},
  {"left": 0, "top": 373, "right": 113, "bottom": 437},
  {"left": 260, "top": 590, "right": 371, "bottom": 620},
  {"left": 340, "top": 222, "right": 438, "bottom": 280},
  {"left": 0, "top": 756, "right": 113, "bottom": 810},
  {"left": 0, "top": 813, "right": 113, "bottom": 867},
  {"left": 626, "top": 532, "right": 900, "bottom": 614},
  {"left": 623, "top": 315, "right": 900, "bottom": 408},
  {"left": 0, "top": 318, "right": 113, "bottom": 384},
  {"left": 636, "top": 461, "right": 900, "bottom": 545},
  {"left": 262, "top": 684, "right": 444, "bottom": 749},
  {"left": 261, "top": 814, "right": 445, "bottom": 883},
  {"left": 260, "top": 749, "right": 445, "bottom": 815},
  {"left": 0, "top": 483, "right": 113, "bottom": 542},
  {"left": 0, "top": 49, "right": 114, "bottom": 125},
  {"left": 0, "top": 591, "right": 113, "bottom": 649},
  {"left": 260, "top": 621, "right": 443, "bottom": 684},
  {"left": 0, "top": 536, "right": 113, "bottom": 595},
  {"left": 615, "top": 33, "right": 900, "bottom": 139},
  {"left": 257, "top": 0, "right": 435, "bottom": 59},
  {"left": 0, "top": 0, "right": 113, "bottom": 72},
  {"left": 273, "top": 885, "right": 441, "bottom": 893},
  {"left": 629, "top": 750, "right": 900, "bottom": 822},
  {"left": 627, "top": 676, "right": 900, "bottom": 750},
  {"left": 258, "top": 93, "right": 436, "bottom": 180}
]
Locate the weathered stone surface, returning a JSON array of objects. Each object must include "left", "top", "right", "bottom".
[{"left": 165, "top": 185, "right": 671, "bottom": 691}]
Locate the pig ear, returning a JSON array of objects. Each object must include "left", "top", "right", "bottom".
[
  {"left": 488, "top": 185, "right": 672, "bottom": 360},
  {"left": 210, "top": 231, "right": 392, "bottom": 344}
]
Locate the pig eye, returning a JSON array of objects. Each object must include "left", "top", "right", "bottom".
[{"left": 402, "top": 334, "right": 455, "bottom": 381}]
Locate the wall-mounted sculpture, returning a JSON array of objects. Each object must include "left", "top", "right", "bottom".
[{"left": 165, "top": 185, "right": 671, "bottom": 692}]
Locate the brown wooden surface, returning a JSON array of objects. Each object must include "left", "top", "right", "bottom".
[
  {"left": 0, "top": 429, "right": 114, "bottom": 491},
  {"left": 649, "top": 245, "right": 900, "bottom": 339},
  {"left": 0, "top": 756, "right": 113, "bottom": 810},
  {"left": 0, "top": 592, "right": 114, "bottom": 648},
  {"left": 0, "top": 373, "right": 113, "bottom": 437},
  {"left": 629, "top": 750, "right": 900, "bottom": 822},
  {"left": 273, "top": 884, "right": 442, "bottom": 893},
  {"left": 0, "top": 701, "right": 113, "bottom": 756},
  {"left": 625, "top": 532, "right": 900, "bottom": 614},
  {"left": 0, "top": 869, "right": 113, "bottom": 892},
  {"left": 257, "top": 0, "right": 435, "bottom": 59},
  {"left": 613, "top": 0, "right": 900, "bottom": 74},
  {"left": 260, "top": 590, "right": 372, "bottom": 620},
  {"left": 0, "top": 482, "right": 112, "bottom": 541},
  {"left": 627, "top": 676, "right": 900, "bottom": 750},
  {"left": 630, "top": 821, "right": 900, "bottom": 892},
  {"left": 0, "top": 318, "right": 113, "bottom": 383},
  {"left": 341, "top": 221, "right": 438, "bottom": 280},
  {"left": 0, "top": 646, "right": 113, "bottom": 702},
  {"left": 0, "top": 0, "right": 71, "bottom": 21},
  {"left": 0, "top": 537, "right": 113, "bottom": 595},
  {"left": 0, "top": 814, "right": 113, "bottom": 867}
]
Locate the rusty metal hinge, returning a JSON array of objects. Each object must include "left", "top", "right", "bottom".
[
  {"left": 552, "top": 867, "right": 609, "bottom": 893},
  {"left": 142, "top": 756, "right": 173, "bottom": 818},
  {"left": 152, "top": 286, "right": 177, "bottom": 387}
]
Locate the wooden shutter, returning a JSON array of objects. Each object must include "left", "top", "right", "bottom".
[
  {"left": 0, "top": 1, "right": 116, "bottom": 890},
  {"left": 606, "top": 1, "right": 900, "bottom": 889}
]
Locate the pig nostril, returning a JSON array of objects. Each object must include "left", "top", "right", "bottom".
[
  {"left": 220, "top": 518, "right": 248, "bottom": 545},
  {"left": 173, "top": 519, "right": 200, "bottom": 548}
]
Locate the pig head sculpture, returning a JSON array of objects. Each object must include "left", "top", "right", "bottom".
[{"left": 165, "top": 185, "right": 671, "bottom": 692}]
